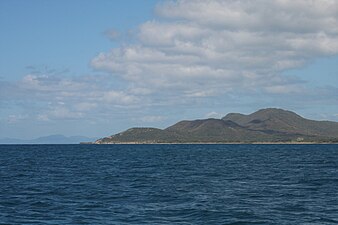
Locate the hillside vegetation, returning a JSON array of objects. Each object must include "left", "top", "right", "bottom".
[{"left": 95, "top": 108, "right": 338, "bottom": 144}]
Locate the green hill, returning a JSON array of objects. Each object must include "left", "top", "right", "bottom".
[
  {"left": 94, "top": 108, "right": 338, "bottom": 144},
  {"left": 222, "top": 108, "right": 338, "bottom": 138}
]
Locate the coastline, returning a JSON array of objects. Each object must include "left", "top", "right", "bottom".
[{"left": 88, "top": 141, "right": 338, "bottom": 145}]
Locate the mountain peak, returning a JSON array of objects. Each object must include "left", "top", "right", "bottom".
[
  {"left": 222, "top": 108, "right": 302, "bottom": 121},
  {"left": 255, "top": 108, "right": 297, "bottom": 114},
  {"left": 250, "top": 108, "right": 302, "bottom": 119}
]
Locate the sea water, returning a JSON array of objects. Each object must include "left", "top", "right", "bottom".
[{"left": 0, "top": 144, "right": 338, "bottom": 224}]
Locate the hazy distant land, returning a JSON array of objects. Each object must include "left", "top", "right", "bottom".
[{"left": 0, "top": 135, "right": 95, "bottom": 145}]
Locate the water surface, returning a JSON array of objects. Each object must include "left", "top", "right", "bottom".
[{"left": 1, "top": 144, "right": 338, "bottom": 224}]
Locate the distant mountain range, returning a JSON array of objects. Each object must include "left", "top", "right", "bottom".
[
  {"left": 0, "top": 135, "right": 95, "bottom": 144},
  {"left": 95, "top": 108, "right": 338, "bottom": 144}
]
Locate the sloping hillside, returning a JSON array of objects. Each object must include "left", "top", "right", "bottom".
[
  {"left": 95, "top": 108, "right": 338, "bottom": 144},
  {"left": 222, "top": 108, "right": 338, "bottom": 138}
]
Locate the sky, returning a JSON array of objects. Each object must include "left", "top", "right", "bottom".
[{"left": 0, "top": 0, "right": 338, "bottom": 139}]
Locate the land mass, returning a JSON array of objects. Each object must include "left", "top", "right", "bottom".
[{"left": 94, "top": 108, "right": 338, "bottom": 144}]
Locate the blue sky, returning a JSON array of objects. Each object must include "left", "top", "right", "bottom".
[{"left": 1, "top": 0, "right": 338, "bottom": 139}]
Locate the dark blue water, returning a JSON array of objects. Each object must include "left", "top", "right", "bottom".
[{"left": 1, "top": 144, "right": 338, "bottom": 224}]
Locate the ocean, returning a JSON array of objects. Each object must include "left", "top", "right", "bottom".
[{"left": 0, "top": 144, "right": 337, "bottom": 224}]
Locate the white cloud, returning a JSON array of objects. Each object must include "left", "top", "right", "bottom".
[
  {"left": 0, "top": 73, "right": 148, "bottom": 124},
  {"left": 92, "top": 0, "right": 338, "bottom": 98},
  {"left": 75, "top": 102, "right": 97, "bottom": 112},
  {"left": 138, "top": 21, "right": 206, "bottom": 46},
  {"left": 12, "top": 74, "right": 140, "bottom": 107},
  {"left": 185, "top": 90, "right": 217, "bottom": 98},
  {"left": 205, "top": 111, "right": 222, "bottom": 119},
  {"left": 37, "top": 106, "right": 83, "bottom": 121},
  {"left": 140, "top": 115, "right": 167, "bottom": 123},
  {"left": 128, "top": 87, "right": 153, "bottom": 95},
  {"left": 155, "top": 0, "right": 338, "bottom": 34},
  {"left": 103, "top": 90, "right": 138, "bottom": 105},
  {"left": 264, "top": 84, "right": 304, "bottom": 94}
]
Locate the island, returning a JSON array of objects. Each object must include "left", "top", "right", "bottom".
[{"left": 93, "top": 108, "right": 338, "bottom": 144}]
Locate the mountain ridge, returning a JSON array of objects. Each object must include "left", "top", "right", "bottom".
[{"left": 95, "top": 108, "right": 338, "bottom": 144}]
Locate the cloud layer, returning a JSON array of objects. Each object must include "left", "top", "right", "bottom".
[
  {"left": 1, "top": 73, "right": 142, "bottom": 122},
  {"left": 91, "top": 0, "right": 338, "bottom": 97}
]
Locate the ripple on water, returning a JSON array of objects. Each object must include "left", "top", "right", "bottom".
[{"left": 0, "top": 144, "right": 338, "bottom": 224}]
